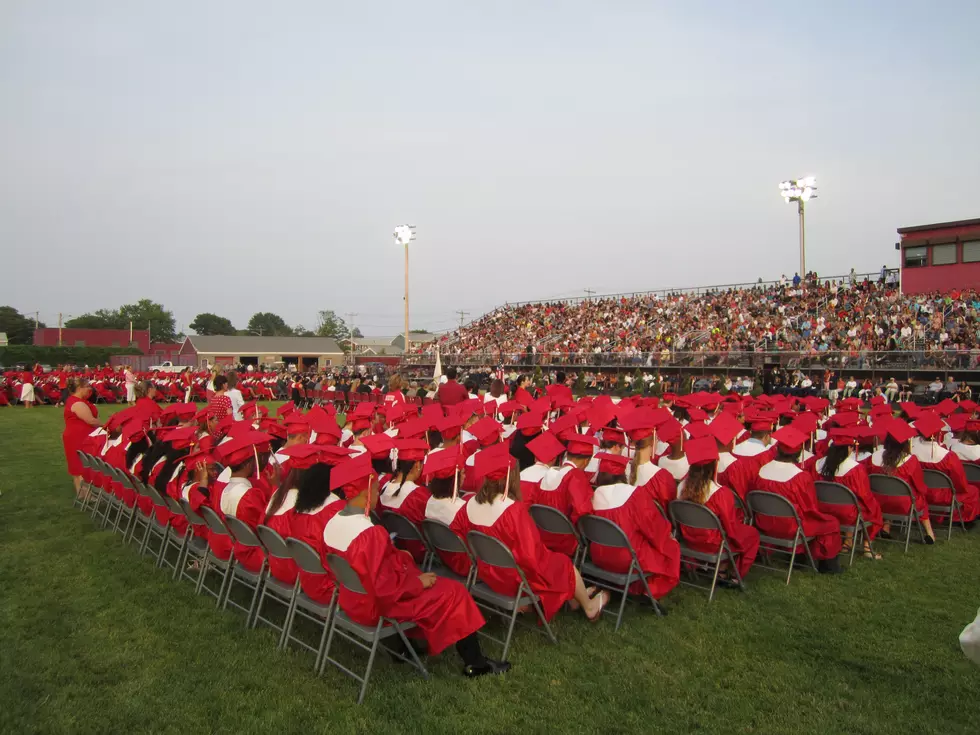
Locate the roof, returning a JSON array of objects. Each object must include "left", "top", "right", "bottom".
[
  {"left": 897, "top": 217, "right": 980, "bottom": 235},
  {"left": 353, "top": 337, "right": 398, "bottom": 348},
  {"left": 183, "top": 335, "right": 343, "bottom": 355}
]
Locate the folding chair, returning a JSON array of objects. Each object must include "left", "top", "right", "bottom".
[
  {"left": 729, "top": 488, "right": 753, "bottom": 525},
  {"left": 577, "top": 515, "right": 665, "bottom": 629},
  {"left": 529, "top": 504, "right": 584, "bottom": 567},
  {"left": 379, "top": 511, "right": 434, "bottom": 570},
  {"left": 668, "top": 500, "right": 745, "bottom": 602},
  {"left": 322, "top": 553, "right": 429, "bottom": 705},
  {"left": 745, "top": 491, "right": 819, "bottom": 584},
  {"left": 466, "top": 530, "right": 557, "bottom": 657},
  {"left": 222, "top": 516, "right": 269, "bottom": 627},
  {"left": 121, "top": 476, "right": 152, "bottom": 545},
  {"left": 196, "top": 506, "right": 238, "bottom": 605},
  {"left": 162, "top": 495, "right": 207, "bottom": 578},
  {"left": 420, "top": 519, "right": 476, "bottom": 586},
  {"left": 814, "top": 480, "right": 874, "bottom": 567},
  {"left": 136, "top": 481, "right": 173, "bottom": 563},
  {"left": 253, "top": 526, "right": 302, "bottom": 647},
  {"left": 177, "top": 499, "right": 212, "bottom": 585},
  {"left": 284, "top": 538, "right": 337, "bottom": 670},
  {"left": 963, "top": 462, "right": 980, "bottom": 485},
  {"left": 869, "top": 474, "right": 926, "bottom": 553},
  {"left": 89, "top": 459, "right": 122, "bottom": 530},
  {"left": 72, "top": 451, "right": 93, "bottom": 511},
  {"left": 922, "top": 468, "right": 968, "bottom": 541}
]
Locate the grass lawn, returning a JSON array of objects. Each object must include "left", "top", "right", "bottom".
[{"left": 2, "top": 404, "right": 979, "bottom": 734}]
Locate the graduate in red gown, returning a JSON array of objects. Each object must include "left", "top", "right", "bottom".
[
  {"left": 723, "top": 419, "right": 777, "bottom": 499},
  {"left": 589, "top": 453, "right": 681, "bottom": 598},
  {"left": 811, "top": 428, "right": 884, "bottom": 558},
  {"left": 908, "top": 413, "right": 980, "bottom": 524},
  {"left": 377, "top": 438, "right": 433, "bottom": 563},
  {"left": 451, "top": 443, "right": 612, "bottom": 622},
  {"left": 620, "top": 408, "right": 677, "bottom": 511},
  {"left": 754, "top": 426, "right": 845, "bottom": 573},
  {"left": 520, "top": 432, "right": 594, "bottom": 557},
  {"left": 421, "top": 448, "right": 471, "bottom": 578},
  {"left": 675, "top": 438, "right": 760, "bottom": 579},
  {"left": 868, "top": 420, "right": 937, "bottom": 543},
  {"left": 62, "top": 377, "right": 102, "bottom": 499},
  {"left": 322, "top": 453, "right": 509, "bottom": 677},
  {"left": 208, "top": 431, "right": 274, "bottom": 572},
  {"left": 951, "top": 421, "right": 980, "bottom": 465}
]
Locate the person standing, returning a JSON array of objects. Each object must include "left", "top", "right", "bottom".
[
  {"left": 19, "top": 368, "right": 35, "bottom": 408},
  {"left": 124, "top": 365, "right": 137, "bottom": 405},
  {"left": 62, "top": 377, "right": 102, "bottom": 500},
  {"left": 436, "top": 367, "right": 469, "bottom": 408},
  {"left": 226, "top": 372, "right": 245, "bottom": 421},
  {"left": 207, "top": 375, "right": 232, "bottom": 428}
]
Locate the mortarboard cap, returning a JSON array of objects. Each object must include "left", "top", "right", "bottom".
[
  {"left": 685, "top": 436, "right": 719, "bottom": 466},
  {"left": 527, "top": 432, "right": 566, "bottom": 465}
]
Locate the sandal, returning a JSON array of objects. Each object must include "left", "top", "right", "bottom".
[{"left": 586, "top": 590, "right": 611, "bottom": 623}]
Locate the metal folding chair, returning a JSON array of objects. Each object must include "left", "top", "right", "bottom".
[
  {"left": 577, "top": 515, "right": 665, "bottom": 629},
  {"left": 729, "top": 488, "right": 753, "bottom": 525},
  {"left": 72, "top": 452, "right": 93, "bottom": 511},
  {"left": 869, "top": 474, "right": 926, "bottom": 553},
  {"left": 380, "top": 511, "right": 434, "bottom": 570},
  {"left": 963, "top": 462, "right": 980, "bottom": 485},
  {"left": 196, "top": 506, "right": 238, "bottom": 605},
  {"left": 668, "top": 500, "right": 745, "bottom": 601},
  {"left": 136, "top": 481, "right": 173, "bottom": 563},
  {"left": 745, "top": 491, "right": 819, "bottom": 584},
  {"left": 466, "top": 530, "right": 558, "bottom": 657},
  {"left": 284, "top": 539, "right": 337, "bottom": 671},
  {"left": 420, "top": 519, "right": 476, "bottom": 586},
  {"left": 814, "top": 480, "right": 874, "bottom": 566},
  {"left": 222, "top": 516, "right": 269, "bottom": 626},
  {"left": 922, "top": 468, "right": 968, "bottom": 541},
  {"left": 253, "top": 525, "right": 302, "bottom": 648},
  {"left": 177, "top": 499, "right": 213, "bottom": 586},
  {"left": 529, "top": 504, "right": 584, "bottom": 567},
  {"left": 322, "top": 553, "right": 429, "bottom": 705},
  {"left": 162, "top": 495, "right": 207, "bottom": 578},
  {"left": 89, "top": 459, "right": 122, "bottom": 529}
]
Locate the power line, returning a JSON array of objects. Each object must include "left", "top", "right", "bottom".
[{"left": 456, "top": 310, "right": 470, "bottom": 331}]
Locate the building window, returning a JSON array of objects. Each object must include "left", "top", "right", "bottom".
[
  {"left": 904, "top": 246, "right": 927, "bottom": 268},
  {"left": 963, "top": 240, "right": 980, "bottom": 263},
  {"left": 932, "top": 243, "right": 957, "bottom": 265}
]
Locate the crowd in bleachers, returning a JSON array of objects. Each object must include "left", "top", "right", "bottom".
[{"left": 421, "top": 271, "right": 980, "bottom": 361}]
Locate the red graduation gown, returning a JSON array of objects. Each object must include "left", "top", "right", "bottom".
[
  {"left": 590, "top": 482, "right": 681, "bottom": 598},
  {"left": 264, "top": 488, "right": 299, "bottom": 585},
  {"left": 912, "top": 444, "right": 980, "bottom": 523},
  {"left": 754, "top": 460, "right": 843, "bottom": 560},
  {"left": 289, "top": 495, "right": 345, "bottom": 603},
  {"left": 323, "top": 513, "right": 484, "bottom": 655},
  {"left": 724, "top": 441, "right": 777, "bottom": 500},
  {"left": 424, "top": 495, "right": 471, "bottom": 578},
  {"left": 452, "top": 496, "right": 576, "bottom": 621},
  {"left": 868, "top": 451, "right": 931, "bottom": 522},
  {"left": 632, "top": 461, "right": 678, "bottom": 512},
  {"left": 675, "top": 483, "right": 760, "bottom": 578},
  {"left": 378, "top": 480, "right": 432, "bottom": 564},
  {"left": 523, "top": 463, "right": 593, "bottom": 557},
  {"left": 210, "top": 476, "right": 272, "bottom": 572},
  {"left": 810, "top": 457, "right": 883, "bottom": 540}
]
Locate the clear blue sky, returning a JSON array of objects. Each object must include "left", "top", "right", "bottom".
[{"left": 2, "top": 1, "right": 978, "bottom": 336}]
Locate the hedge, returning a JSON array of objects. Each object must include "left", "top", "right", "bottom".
[{"left": 0, "top": 345, "right": 142, "bottom": 368}]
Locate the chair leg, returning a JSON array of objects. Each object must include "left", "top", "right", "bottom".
[
  {"left": 707, "top": 554, "right": 722, "bottom": 603},
  {"left": 613, "top": 578, "right": 631, "bottom": 631},
  {"left": 903, "top": 515, "right": 913, "bottom": 553},
  {"left": 786, "top": 539, "right": 798, "bottom": 585},
  {"left": 318, "top": 595, "right": 341, "bottom": 676},
  {"left": 356, "top": 621, "right": 385, "bottom": 705},
  {"left": 244, "top": 570, "right": 266, "bottom": 627},
  {"left": 500, "top": 598, "right": 522, "bottom": 660},
  {"left": 530, "top": 597, "right": 558, "bottom": 644},
  {"left": 195, "top": 549, "right": 211, "bottom": 594},
  {"left": 218, "top": 559, "right": 237, "bottom": 609},
  {"left": 394, "top": 622, "right": 430, "bottom": 679}
]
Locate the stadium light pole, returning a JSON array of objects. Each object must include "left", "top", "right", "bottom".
[
  {"left": 779, "top": 177, "right": 817, "bottom": 277},
  {"left": 393, "top": 225, "right": 416, "bottom": 353}
]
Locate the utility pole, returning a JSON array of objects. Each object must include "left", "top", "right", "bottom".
[
  {"left": 58, "top": 313, "right": 63, "bottom": 346},
  {"left": 34, "top": 311, "right": 39, "bottom": 329},
  {"left": 345, "top": 312, "right": 358, "bottom": 365},
  {"left": 456, "top": 310, "right": 469, "bottom": 331},
  {"left": 584, "top": 289, "right": 596, "bottom": 302}
]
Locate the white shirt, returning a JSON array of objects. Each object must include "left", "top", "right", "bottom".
[{"left": 228, "top": 388, "right": 245, "bottom": 421}]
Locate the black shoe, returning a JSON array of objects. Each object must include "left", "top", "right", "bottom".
[
  {"left": 818, "top": 558, "right": 844, "bottom": 574},
  {"left": 923, "top": 534, "right": 936, "bottom": 545},
  {"left": 879, "top": 529, "right": 893, "bottom": 540},
  {"left": 463, "top": 658, "right": 511, "bottom": 678}
]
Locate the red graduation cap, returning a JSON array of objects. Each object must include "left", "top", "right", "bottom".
[
  {"left": 601, "top": 427, "right": 627, "bottom": 446},
  {"left": 870, "top": 395, "right": 887, "bottom": 406},
  {"left": 516, "top": 412, "right": 544, "bottom": 435},
  {"left": 959, "top": 399, "right": 978, "bottom": 413},
  {"left": 285, "top": 414, "right": 313, "bottom": 435},
  {"left": 386, "top": 402, "right": 412, "bottom": 424},
  {"left": 312, "top": 418, "right": 341, "bottom": 444},
  {"left": 360, "top": 432, "right": 396, "bottom": 459},
  {"left": 121, "top": 419, "right": 149, "bottom": 443},
  {"left": 946, "top": 413, "right": 969, "bottom": 433},
  {"left": 182, "top": 449, "right": 214, "bottom": 469},
  {"left": 276, "top": 401, "right": 296, "bottom": 417},
  {"left": 217, "top": 431, "right": 272, "bottom": 467},
  {"left": 471, "top": 442, "right": 516, "bottom": 482},
  {"left": 658, "top": 417, "right": 684, "bottom": 445},
  {"left": 394, "top": 438, "right": 429, "bottom": 463},
  {"left": 885, "top": 419, "right": 917, "bottom": 444},
  {"left": 913, "top": 412, "right": 945, "bottom": 440},
  {"left": 526, "top": 432, "right": 566, "bottom": 465},
  {"left": 594, "top": 452, "right": 629, "bottom": 476},
  {"left": 422, "top": 447, "right": 463, "bottom": 480},
  {"left": 351, "top": 403, "right": 377, "bottom": 419},
  {"left": 685, "top": 422, "right": 712, "bottom": 440},
  {"left": 869, "top": 404, "right": 893, "bottom": 418},
  {"left": 771, "top": 426, "right": 807, "bottom": 454},
  {"left": 437, "top": 414, "right": 465, "bottom": 439},
  {"left": 278, "top": 443, "right": 328, "bottom": 470},
  {"left": 350, "top": 417, "right": 373, "bottom": 433},
  {"left": 966, "top": 420, "right": 980, "bottom": 433},
  {"left": 936, "top": 398, "right": 959, "bottom": 417},
  {"left": 685, "top": 436, "right": 719, "bottom": 466},
  {"left": 498, "top": 400, "right": 522, "bottom": 419},
  {"left": 548, "top": 414, "right": 578, "bottom": 439},
  {"left": 565, "top": 434, "right": 599, "bottom": 456},
  {"left": 329, "top": 454, "right": 375, "bottom": 496},
  {"left": 163, "top": 425, "right": 199, "bottom": 450},
  {"left": 317, "top": 445, "right": 356, "bottom": 466},
  {"left": 708, "top": 413, "right": 743, "bottom": 447},
  {"left": 420, "top": 403, "right": 445, "bottom": 426},
  {"left": 469, "top": 417, "right": 502, "bottom": 446},
  {"left": 396, "top": 418, "right": 429, "bottom": 441},
  {"left": 687, "top": 408, "right": 708, "bottom": 422},
  {"left": 828, "top": 427, "right": 860, "bottom": 446}
]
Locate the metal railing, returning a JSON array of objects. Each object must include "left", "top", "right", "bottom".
[{"left": 400, "top": 349, "right": 980, "bottom": 375}]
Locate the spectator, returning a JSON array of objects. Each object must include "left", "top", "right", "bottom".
[{"left": 437, "top": 367, "right": 469, "bottom": 407}]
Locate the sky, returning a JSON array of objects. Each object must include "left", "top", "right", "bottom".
[{"left": 2, "top": 1, "right": 979, "bottom": 337}]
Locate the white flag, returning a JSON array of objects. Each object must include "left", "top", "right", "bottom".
[{"left": 433, "top": 345, "right": 443, "bottom": 382}]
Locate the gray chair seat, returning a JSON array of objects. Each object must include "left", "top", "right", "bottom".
[
  {"left": 469, "top": 581, "right": 539, "bottom": 611},
  {"left": 330, "top": 610, "right": 417, "bottom": 643}
]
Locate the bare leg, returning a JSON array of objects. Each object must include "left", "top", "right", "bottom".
[
  {"left": 922, "top": 518, "right": 936, "bottom": 541},
  {"left": 572, "top": 567, "right": 609, "bottom": 618}
]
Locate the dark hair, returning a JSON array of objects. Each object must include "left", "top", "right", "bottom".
[
  {"left": 672, "top": 406, "right": 691, "bottom": 422},
  {"left": 372, "top": 457, "right": 391, "bottom": 476},
  {"left": 680, "top": 462, "right": 716, "bottom": 504},
  {"left": 427, "top": 475, "right": 455, "bottom": 499},
  {"left": 775, "top": 448, "right": 802, "bottom": 464},
  {"left": 125, "top": 436, "right": 151, "bottom": 470},
  {"left": 154, "top": 446, "right": 190, "bottom": 495},
  {"left": 881, "top": 435, "right": 908, "bottom": 473},
  {"left": 214, "top": 375, "right": 229, "bottom": 391},
  {"left": 555, "top": 371, "right": 566, "bottom": 384},
  {"left": 446, "top": 367, "right": 458, "bottom": 380},
  {"left": 294, "top": 464, "right": 339, "bottom": 514},
  {"left": 388, "top": 459, "right": 420, "bottom": 497},
  {"left": 68, "top": 376, "right": 91, "bottom": 393},
  {"left": 140, "top": 439, "right": 171, "bottom": 484},
  {"left": 475, "top": 465, "right": 522, "bottom": 504},
  {"left": 594, "top": 471, "right": 627, "bottom": 487},
  {"left": 820, "top": 444, "right": 850, "bottom": 481},
  {"left": 490, "top": 379, "right": 505, "bottom": 398},
  {"left": 464, "top": 380, "right": 478, "bottom": 395},
  {"left": 510, "top": 430, "right": 538, "bottom": 471},
  {"left": 227, "top": 372, "right": 238, "bottom": 389}
]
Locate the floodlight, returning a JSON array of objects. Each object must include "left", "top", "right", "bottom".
[{"left": 393, "top": 225, "right": 416, "bottom": 246}]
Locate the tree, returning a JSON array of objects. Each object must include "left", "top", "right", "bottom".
[
  {"left": 247, "top": 312, "right": 292, "bottom": 337},
  {"left": 0, "top": 306, "right": 44, "bottom": 344},
  {"left": 315, "top": 310, "right": 364, "bottom": 340},
  {"left": 189, "top": 313, "right": 237, "bottom": 336},
  {"left": 293, "top": 324, "right": 316, "bottom": 337},
  {"left": 410, "top": 328, "right": 430, "bottom": 334},
  {"left": 65, "top": 300, "right": 177, "bottom": 343}
]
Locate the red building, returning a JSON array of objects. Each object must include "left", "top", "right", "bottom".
[
  {"left": 33, "top": 328, "right": 151, "bottom": 353},
  {"left": 149, "top": 342, "right": 183, "bottom": 360},
  {"left": 897, "top": 217, "right": 980, "bottom": 295}
]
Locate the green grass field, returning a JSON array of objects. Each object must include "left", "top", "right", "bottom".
[{"left": 2, "top": 405, "right": 979, "bottom": 734}]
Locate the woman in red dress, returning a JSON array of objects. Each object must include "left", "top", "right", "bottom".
[
  {"left": 207, "top": 375, "right": 232, "bottom": 430},
  {"left": 62, "top": 377, "right": 102, "bottom": 500}
]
